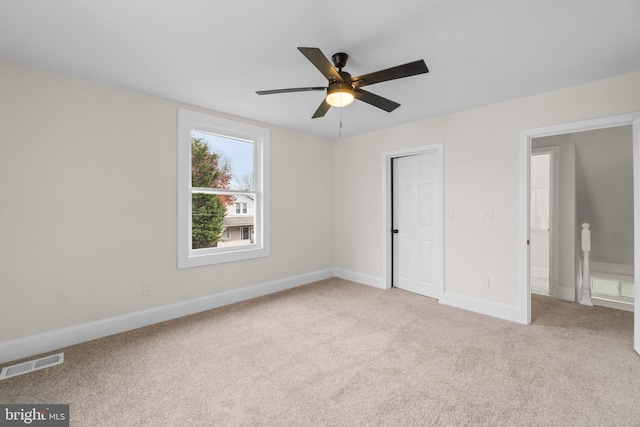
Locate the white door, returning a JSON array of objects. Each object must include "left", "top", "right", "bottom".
[
  {"left": 392, "top": 153, "right": 440, "bottom": 298},
  {"left": 530, "top": 152, "right": 551, "bottom": 295},
  {"left": 530, "top": 147, "right": 561, "bottom": 300}
]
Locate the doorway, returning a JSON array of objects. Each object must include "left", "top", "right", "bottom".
[
  {"left": 381, "top": 144, "right": 443, "bottom": 299},
  {"left": 518, "top": 112, "right": 640, "bottom": 355}
]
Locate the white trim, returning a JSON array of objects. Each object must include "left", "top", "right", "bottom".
[
  {"left": 439, "top": 292, "right": 520, "bottom": 323},
  {"left": 518, "top": 130, "right": 532, "bottom": 323},
  {"left": 519, "top": 112, "right": 640, "bottom": 329},
  {"left": 177, "top": 109, "right": 270, "bottom": 268},
  {"left": 0, "top": 269, "right": 333, "bottom": 365},
  {"left": 522, "top": 113, "right": 640, "bottom": 139},
  {"left": 592, "top": 297, "right": 634, "bottom": 312},
  {"left": 333, "top": 268, "right": 385, "bottom": 289},
  {"left": 381, "top": 144, "right": 444, "bottom": 297},
  {"left": 334, "top": 268, "right": 523, "bottom": 322},
  {"left": 633, "top": 116, "right": 640, "bottom": 355}
]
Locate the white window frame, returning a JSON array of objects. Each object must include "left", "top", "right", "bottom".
[{"left": 177, "top": 109, "right": 270, "bottom": 268}]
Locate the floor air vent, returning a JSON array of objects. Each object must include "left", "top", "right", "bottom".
[{"left": 0, "top": 353, "right": 64, "bottom": 380}]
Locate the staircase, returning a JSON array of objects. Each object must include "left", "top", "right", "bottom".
[{"left": 579, "top": 223, "right": 635, "bottom": 311}]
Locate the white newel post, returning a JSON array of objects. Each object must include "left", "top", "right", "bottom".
[{"left": 580, "top": 223, "right": 593, "bottom": 306}]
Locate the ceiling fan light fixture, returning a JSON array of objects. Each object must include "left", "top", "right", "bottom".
[
  {"left": 256, "top": 47, "right": 429, "bottom": 118},
  {"left": 326, "top": 82, "right": 354, "bottom": 107}
]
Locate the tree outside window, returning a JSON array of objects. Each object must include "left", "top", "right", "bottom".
[{"left": 191, "top": 137, "right": 233, "bottom": 249}]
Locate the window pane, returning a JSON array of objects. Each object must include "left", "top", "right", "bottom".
[
  {"left": 591, "top": 277, "right": 619, "bottom": 296},
  {"left": 621, "top": 281, "right": 635, "bottom": 298},
  {"left": 192, "top": 131, "right": 254, "bottom": 191},
  {"left": 191, "top": 132, "right": 232, "bottom": 189},
  {"left": 192, "top": 194, "right": 227, "bottom": 250}
]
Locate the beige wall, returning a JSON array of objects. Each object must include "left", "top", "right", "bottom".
[
  {"left": 334, "top": 71, "right": 640, "bottom": 307},
  {"left": 0, "top": 60, "right": 334, "bottom": 342}
]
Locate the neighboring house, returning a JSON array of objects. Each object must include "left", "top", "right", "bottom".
[{"left": 219, "top": 194, "right": 254, "bottom": 246}]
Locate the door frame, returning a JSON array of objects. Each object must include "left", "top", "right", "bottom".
[
  {"left": 518, "top": 112, "right": 640, "bottom": 355},
  {"left": 381, "top": 144, "right": 444, "bottom": 297}
]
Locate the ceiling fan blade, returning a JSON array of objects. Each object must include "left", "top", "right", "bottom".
[
  {"left": 297, "top": 47, "right": 343, "bottom": 82},
  {"left": 312, "top": 99, "right": 331, "bottom": 119},
  {"left": 256, "top": 87, "right": 326, "bottom": 95},
  {"left": 354, "top": 88, "right": 400, "bottom": 112},
  {"left": 352, "top": 60, "right": 429, "bottom": 88}
]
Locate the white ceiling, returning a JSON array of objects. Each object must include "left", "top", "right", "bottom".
[{"left": 2, "top": 1, "right": 640, "bottom": 140}]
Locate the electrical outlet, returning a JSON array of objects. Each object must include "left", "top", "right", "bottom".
[
  {"left": 481, "top": 277, "right": 490, "bottom": 288},
  {"left": 142, "top": 283, "right": 151, "bottom": 296},
  {"left": 481, "top": 210, "right": 494, "bottom": 221}
]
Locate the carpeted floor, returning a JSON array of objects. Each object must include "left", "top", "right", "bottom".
[{"left": 1, "top": 278, "right": 638, "bottom": 426}]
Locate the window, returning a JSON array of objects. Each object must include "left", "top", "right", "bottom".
[
  {"left": 592, "top": 277, "right": 619, "bottom": 296},
  {"left": 591, "top": 274, "right": 635, "bottom": 304},
  {"left": 178, "top": 109, "right": 270, "bottom": 268},
  {"left": 235, "top": 203, "right": 248, "bottom": 214},
  {"left": 620, "top": 281, "right": 635, "bottom": 298}
]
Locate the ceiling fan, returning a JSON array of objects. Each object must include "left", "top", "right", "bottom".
[{"left": 256, "top": 47, "right": 429, "bottom": 119}]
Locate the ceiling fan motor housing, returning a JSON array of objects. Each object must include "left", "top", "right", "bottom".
[{"left": 331, "top": 52, "right": 349, "bottom": 70}]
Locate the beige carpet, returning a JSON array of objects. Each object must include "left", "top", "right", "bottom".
[{"left": 1, "top": 278, "right": 639, "bottom": 426}]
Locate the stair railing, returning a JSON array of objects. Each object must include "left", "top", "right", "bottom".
[{"left": 580, "top": 223, "right": 593, "bottom": 306}]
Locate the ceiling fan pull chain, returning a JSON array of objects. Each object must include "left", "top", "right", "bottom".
[{"left": 339, "top": 107, "right": 343, "bottom": 138}]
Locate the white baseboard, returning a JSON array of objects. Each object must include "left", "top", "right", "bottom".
[
  {"left": 439, "top": 292, "right": 521, "bottom": 323},
  {"left": 333, "top": 268, "right": 386, "bottom": 289},
  {"left": 333, "top": 269, "right": 522, "bottom": 323},
  {"left": 592, "top": 297, "right": 634, "bottom": 312},
  {"left": 1, "top": 267, "right": 567, "bottom": 365},
  {"left": 0, "top": 269, "right": 334, "bottom": 365}
]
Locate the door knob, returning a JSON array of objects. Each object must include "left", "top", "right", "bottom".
[{"left": 392, "top": 229, "right": 399, "bottom": 234}]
